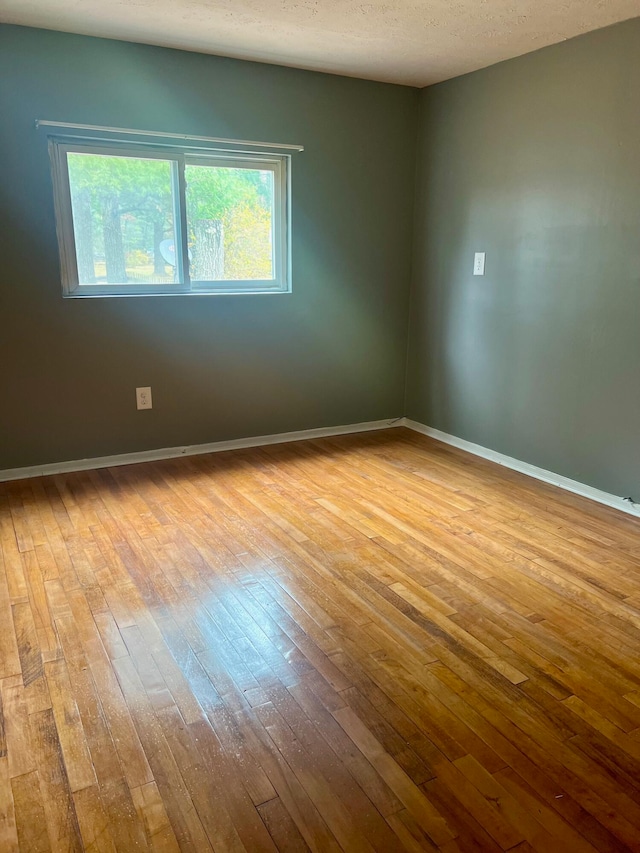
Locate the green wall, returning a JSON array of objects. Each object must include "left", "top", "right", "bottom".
[
  {"left": 0, "top": 25, "right": 417, "bottom": 469},
  {"left": 406, "top": 18, "right": 640, "bottom": 499},
  {"left": 4, "top": 20, "right": 640, "bottom": 499}
]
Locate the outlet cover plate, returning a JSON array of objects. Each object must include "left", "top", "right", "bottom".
[{"left": 136, "top": 387, "right": 152, "bottom": 410}]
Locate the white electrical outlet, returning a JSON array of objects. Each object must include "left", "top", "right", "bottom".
[
  {"left": 473, "top": 252, "right": 486, "bottom": 276},
  {"left": 136, "top": 387, "right": 152, "bottom": 410}
]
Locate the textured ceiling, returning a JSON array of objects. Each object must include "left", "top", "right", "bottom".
[{"left": 1, "top": 0, "right": 639, "bottom": 86}]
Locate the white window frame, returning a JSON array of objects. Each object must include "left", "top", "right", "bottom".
[{"left": 49, "top": 138, "right": 291, "bottom": 297}]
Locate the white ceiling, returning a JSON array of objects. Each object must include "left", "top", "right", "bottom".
[{"left": 1, "top": 0, "right": 639, "bottom": 86}]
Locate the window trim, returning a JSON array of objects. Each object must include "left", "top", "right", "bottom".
[{"left": 49, "top": 137, "right": 291, "bottom": 298}]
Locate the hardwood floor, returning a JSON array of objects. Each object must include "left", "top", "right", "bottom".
[{"left": 1, "top": 428, "right": 640, "bottom": 852}]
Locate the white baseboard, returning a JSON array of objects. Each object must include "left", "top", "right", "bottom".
[
  {"left": 3, "top": 416, "right": 637, "bottom": 520},
  {"left": 401, "top": 418, "right": 640, "bottom": 518},
  {"left": 0, "top": 418, "right": 402, "bottom": 483}
]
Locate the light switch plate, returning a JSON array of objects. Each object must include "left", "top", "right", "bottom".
[{"left": 473, "top": 252, "right": 486, "bottom": 276}]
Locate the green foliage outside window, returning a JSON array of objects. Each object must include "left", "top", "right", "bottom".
[{"left": 67, "top": 153, "right": 274, "bottom": 285}]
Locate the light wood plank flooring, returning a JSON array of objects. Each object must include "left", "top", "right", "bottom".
[{"left": 1, "top": 428, "right": 640, "bottom": 852}]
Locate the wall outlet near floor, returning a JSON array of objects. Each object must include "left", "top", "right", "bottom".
[
  {"left": 473, "top": 252, "right": 486, "bottom": 276},
  {"left": 136, "top": 387, "right": 152, "bottom": 410}
]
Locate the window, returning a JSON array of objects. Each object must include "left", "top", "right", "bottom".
[{"left": 49, "top": 139, "right": 290, "bottom": 296}]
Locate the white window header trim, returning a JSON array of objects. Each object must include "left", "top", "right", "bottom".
[{"left": 36, "top": 120, "right": 304, "bottom": 153}]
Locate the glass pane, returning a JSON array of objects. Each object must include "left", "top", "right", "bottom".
[
  {"left": 67, "top": 152, "right": 179, "bottom": 286},
  {"left": 185, "top": 164, "right": 274, "bottom": 281}
]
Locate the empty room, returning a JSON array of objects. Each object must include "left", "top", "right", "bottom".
[{"left": 1, "top": 1, "right": 640, "bottom": 850}]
